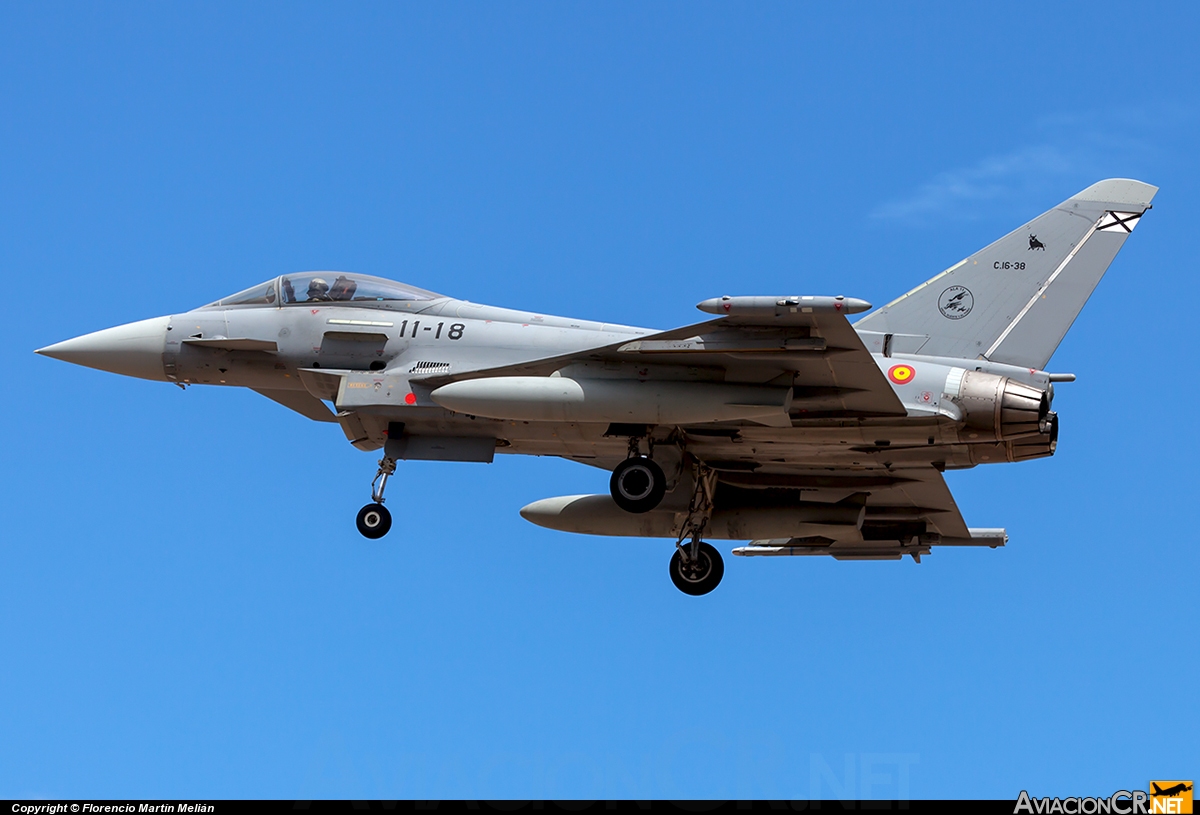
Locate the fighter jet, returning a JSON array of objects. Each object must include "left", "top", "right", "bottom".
[{"left": 36, "top": 178, "right": 1156, "bottom": 595}]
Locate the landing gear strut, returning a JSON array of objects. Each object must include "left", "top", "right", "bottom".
[
  {"left": 610, "top": 436, "right": 666, "bottom": 513},
  {"left": 356, "top": 456, "right": 395, "bottom": 539},
  {"left": 668, "top": 459, "right": 723, "bottom": 595}
]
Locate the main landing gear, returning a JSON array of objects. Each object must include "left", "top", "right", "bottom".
[
  {"left": 356, "top": 455, "right": 395, "bottom": 539},
  {"left": 670, "top": 541, "right": 724, "bottom": 596},
  {"left": 609, "top": 437, "right": 667, "bottom": 513},
  {"left": 609, "top": 439, "right": 726, "bottom": 595},
  {"left": 668, "top": 458, "right": 724, "bottom": 596}
]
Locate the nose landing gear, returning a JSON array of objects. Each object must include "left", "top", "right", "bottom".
[
  {"left": 356, "top": 503, "right": 391, "bottom": 538},
  {"left": 356, "top": 456, "right": 396, "bottom": 539}
]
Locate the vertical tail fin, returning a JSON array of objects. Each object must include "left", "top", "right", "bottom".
[{"left": 856, "top": 178, "right": 1157, "bottom": 369}]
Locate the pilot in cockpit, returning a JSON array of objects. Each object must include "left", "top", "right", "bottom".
[
  {"left": 306, "top": 277, "right": 333, "bottom": 302},
  {"left": 329, "top": 275, "right": 358, "bottom": 301}
]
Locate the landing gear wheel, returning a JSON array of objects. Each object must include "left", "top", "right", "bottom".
[
  {"left": 356, "top": 503, "right": 392, "bottom": 539},
  {"left": 610, "top": 456, "right": 667, "bottom": 513},
  {"left": 669, "top": 541, "right": 724, "bottom": 596}
]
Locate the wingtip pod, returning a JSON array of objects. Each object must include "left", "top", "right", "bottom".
[
  {"left": 697, "top": 295, "right": 872, "bottom": 317},
  {"left": 1071, "top": 178, "right": 1158, "bottom": 207}
]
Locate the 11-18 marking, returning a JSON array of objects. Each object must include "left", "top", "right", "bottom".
[{"left": 398, "top": 320, "right": 466, "bottom": 340}]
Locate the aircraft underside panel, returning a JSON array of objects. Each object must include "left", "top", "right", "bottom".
[{"left": 336, "top": 404, "right": 1006, "bottom": 549}]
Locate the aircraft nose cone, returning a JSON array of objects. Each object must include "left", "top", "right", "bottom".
[{"left": 36, "top": 316, "right": 171, "bottom": 381}]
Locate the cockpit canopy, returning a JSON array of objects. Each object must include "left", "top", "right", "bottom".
[{"left": 205, "top": 272, "right": 442, "bottom": 308}]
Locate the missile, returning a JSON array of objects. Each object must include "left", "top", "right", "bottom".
[
  {"left": 732, "top": 544, "right": 839, "bottom": 557},
  {"left": 430, "top": 376, "right": 792, "bottom": 425},
  {"left": 731, "top": 543, "right": 918, "bottom": 560},
  {"left": 696, "top": 295, "right": 872, "bottom": 318},
  {"left": 732, "top": 527, "right": 1009, "bottom": 556}
]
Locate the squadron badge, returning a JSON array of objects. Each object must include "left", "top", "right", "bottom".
[{"left": 938, "top": 286, "right": 973, "bottom": 320}]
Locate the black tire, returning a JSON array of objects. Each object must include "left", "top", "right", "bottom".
[
  {"left": 669, "top": 541, "right": 724, "bottom": 596},
  {"left": 356, "top": 503, "right": 392, "bottom": 539},
  {"left": 609, "top": 456, "right": 667, "bottom": 513}
]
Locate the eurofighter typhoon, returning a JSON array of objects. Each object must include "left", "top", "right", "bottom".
[{"left": 37, "top": 179, "right": 1156, "bottom": 594}]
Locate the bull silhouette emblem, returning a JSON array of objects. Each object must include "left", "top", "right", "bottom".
[{"left": 1028, "top": 234, "right": 1046, "bottom": 251}]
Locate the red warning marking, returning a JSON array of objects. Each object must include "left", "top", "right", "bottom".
[
  {"left": 404, "top": 392, "right": 417, "bottom": 405},
  {"left": 888, "top": 364, "right": 915, "bottom": 385}
]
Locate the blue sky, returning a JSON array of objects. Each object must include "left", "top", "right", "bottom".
[{"left": 1, "top": 2, "right": 1196, "bottom": 800}]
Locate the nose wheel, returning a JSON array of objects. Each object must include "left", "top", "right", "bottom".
[
  {"left": 356, "top": 503, "right": 392, "bottom": 539},
  {"left": 356, "top": 455, "right": 396, "bottom": 539}
]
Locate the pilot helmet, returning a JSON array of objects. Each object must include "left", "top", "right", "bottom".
[{"left": 307, "top": 278, "right": 329, "bottom": 296}]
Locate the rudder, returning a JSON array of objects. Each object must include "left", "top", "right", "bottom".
[{"left": 856, "top": 178, "right": 1157, "bottom": 369}]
